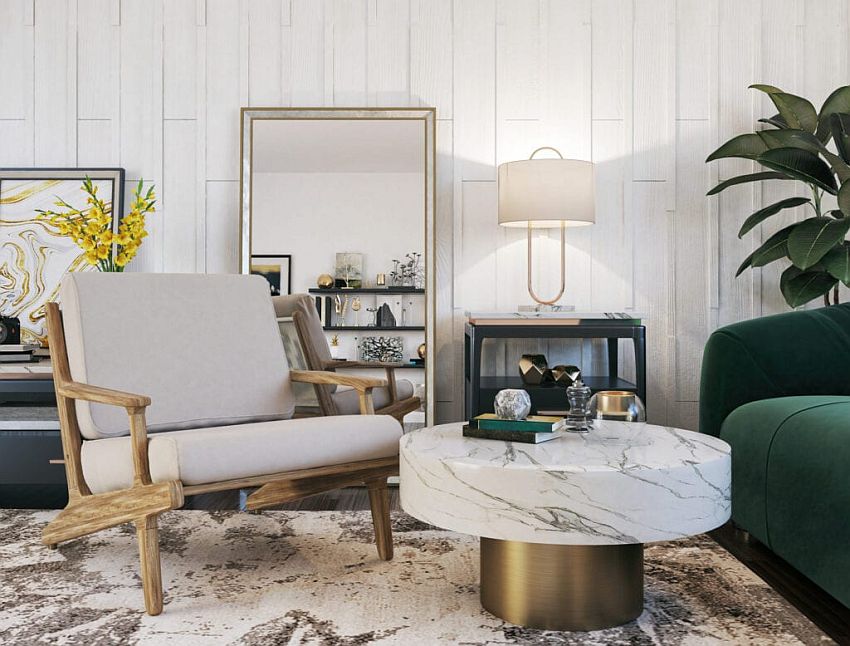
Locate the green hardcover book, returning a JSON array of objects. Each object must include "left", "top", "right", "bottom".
[
  {"left": 473, "top": 413, "right": 566, "bottom": 433},
  {"left": 463, "top": 424, "right": 564, "bottom": 444}
]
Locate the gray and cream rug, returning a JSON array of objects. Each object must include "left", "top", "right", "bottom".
[{"left": 0, "top": 509, "right": 832, "bottom": 645}]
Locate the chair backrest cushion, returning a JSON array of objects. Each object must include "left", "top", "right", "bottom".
[
  {"left": 272, "top": 294, "right": 336, "bottom": 392},
  {"left": 61, "top": 273, "right": 295, "bottom": 440}
]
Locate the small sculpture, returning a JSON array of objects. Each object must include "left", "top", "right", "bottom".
[
  {"left": 551, "top": 365, "right": 581, "bottom": 387},
  {"left": 417, "top": 342, "right": 426, "bottom": 360},
  {"left": 519, "top": 354, "right": 551, "bottom": 386},
  {"left": 317, "top": 274, "right": 334, "bottom": 289},
  {"left": 376, "top": 303, "right": 396, "bottom": 327},
  {"left": 352, "top": 296, "right": 362, "bottom": 326},
  {"left": 565, "top": 380, "right": 593, "bottom": 432},
  {"left": 494, "top": 389, "right": 532, "bottom": 421}
]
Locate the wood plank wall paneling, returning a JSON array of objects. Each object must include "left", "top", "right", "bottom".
[{"left": 3, "top": 0, "right": 849, "bottom": 428}]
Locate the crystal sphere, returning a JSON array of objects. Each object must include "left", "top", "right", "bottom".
[{"left": 493, "top": 389, "right": 532, "bottom": 420}]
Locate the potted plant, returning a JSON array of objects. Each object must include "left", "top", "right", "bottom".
[
  {"left": 37, "top": 177, "right": 156, "bottom": 272},
  {"left": 706, "top": 84, "right": 850, "bottom": 307}
]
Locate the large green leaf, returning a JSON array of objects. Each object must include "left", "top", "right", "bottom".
[
  {"left": 787, "top": 217, "right": 850, "bottom": 269},
  {"left": 750, "top": 85, "right": 819, "bottom": 133},
  {"left": 839, "top": 183, "right": 850, "bottom": 217},
  {"left": 706, "top": 134, "right": 768, "bottom": 162},
  {"left": 822, "top": 150, "right": 850, "bottom": 183},
  {"left": 822, "top": 242, "right": 850, "bottom": 284},
  {"left": 736, "top": 223, "right": 796, "bottom": 276},
  {"left": 756, "top": 147, "right": 838, "bottom": 194},
  {"left": 706, "top": 172, "right": 788, "bottom": 196},
  {"left": 780, "top": 267, "right": 838, "bottom": 307},
  {"left": 758, "top": 129, "right": 823, "bottom": 154},
  {"left": 738, "top": 197, "right": 811, "bottom": 238},
  {"left": 816, "top": 86, "right": 850, "bottom": 142},
  {"left": 831, "top": 113, "right": 850, "bottom": 164}
]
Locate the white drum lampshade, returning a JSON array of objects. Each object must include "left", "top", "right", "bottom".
[
  {"left": 498, "top": 158, "right": 595, "bottom": 229},
  {"left": 496, "top": 149, "right": 595, "bottom": 306}
]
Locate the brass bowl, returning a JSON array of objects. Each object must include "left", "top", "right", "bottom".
[{"left": 590, "top": 390, "right": 646, "bottom": 422}]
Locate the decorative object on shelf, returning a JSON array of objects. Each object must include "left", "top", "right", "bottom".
[
  {"left": 518, "top": 354, "right": 551, "bottom": 386},
  {"left": 551, "top": 364, "right": 581, "bottom": 387},
  {"left": 0, "top": 168, "right": 126, "bottom": 344},
  {"left": 498, "top": 148, "right": 595, "bottom": 306},
  {"left": 250, "top": 254, "right": 292, "bottom": 296},
  {"left": 0, "top": 315, "right": 22, "bottom": 345},
  {"left": 417, "top": 342, "right": 426, "bottom": 360},
  {"left": 589, "top": 391, "right": 646, "bottom": 422},
  {"left": 493, "top": 389, "right": 532, "bottom": 420},
  {"left": 565, "top": 379, "right": 593, "bottom": 433},
  {"left": 376, "top": 303, "right": 396, "bottom": 327},
  {"left": 351, "top": 296, "right": 361, "bottom": 326},
  {"left": 706, "top": 84, "right": 850, "bottom": 308},
  {"left": 335, "top": 252, "right": 363, "bottom": 289},
  {"left": 333, "top": 294, "right": 349, "bottom": 327},
  {"left": 366, "top": 306, "right": 378, "bottom": 327},
  {"left": 330, "top": 334, "right": 339, "bottom": 347},
  {"left": 317, "top": 273, "right": 334, "bottom": 289},
  {"left": 376, "top": 273, "right": 387, "bottom": 286},
  {"left": 359, "top": 336, "right": 403, "bottom": 363},
  {"left": 390, "top": 252, "right": 424, "bottom": 288}
]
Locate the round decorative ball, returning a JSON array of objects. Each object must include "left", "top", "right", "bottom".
[
  {"left": 493, "top": 389, "right": 532, "bottom": 421},
  {"left": 417, "top": 342, "right": 426, "bottom": 360},
  {"left": 317, "top": 274, "right": 334, "bottom": 289}
]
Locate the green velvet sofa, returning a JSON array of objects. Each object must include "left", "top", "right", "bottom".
[{"left": 700, "top": 303, "right": 850, "bottom": 608}]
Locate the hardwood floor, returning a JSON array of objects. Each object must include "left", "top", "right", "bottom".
[{"left": 185, "top": 486, "right": 850, "bottom": 643}]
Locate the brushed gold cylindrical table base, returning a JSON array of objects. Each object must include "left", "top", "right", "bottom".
[{"left": 480, "top": 538, "right": 644, "bottom": 631}]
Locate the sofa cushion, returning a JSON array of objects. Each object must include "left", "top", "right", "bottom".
[
  {"left": 332, "top": 379, "right": 415, "bottom": 414},
  {"left": 81, "top": 414, "right": 402, "bottom": 493},
  {"left": 721, "top": 395, "right": 850, "bottom": 607},
  {"left": 60, "top": 273, "right": 295, "bottom": 440}
]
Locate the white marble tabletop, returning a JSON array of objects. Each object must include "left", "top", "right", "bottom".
[{"left": 400, "top": 422, "right": 731, "bottom": 545}]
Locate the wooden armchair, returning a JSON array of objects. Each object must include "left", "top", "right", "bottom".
[
  {"left": 272, "top": 294, "right": 421, "bottom": 423},
  {"left": 42, "top": 274, "right": 403, "bottom": 616}
]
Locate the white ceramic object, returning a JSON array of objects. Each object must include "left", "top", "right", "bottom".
[
  {"left": 400, "top": 421, "right": 731, "bottom": 545},
  {"left": 492, "top": 389, "right": 531, "bottom": 420}
]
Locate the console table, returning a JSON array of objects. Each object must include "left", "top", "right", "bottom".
[
  {"left": 464, "top": 312, "right": 646, "bottom": 420},
  {"left": 0, "top": 361, "right": 66, "bottom": 508}
]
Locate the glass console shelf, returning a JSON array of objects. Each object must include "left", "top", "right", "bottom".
[
  {"left": 322, "top": 325, "right": 424, "bottom": 331},
  {"left": 308, "top": 288, "right": 424, "bottom": 295}
]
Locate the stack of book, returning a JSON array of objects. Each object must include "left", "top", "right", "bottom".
[
  {"left": 463, "top": 413, "right": 567, "bottom": 444},
  {"left": 0, "top": 344, "right": 40, "bottom": 364}
]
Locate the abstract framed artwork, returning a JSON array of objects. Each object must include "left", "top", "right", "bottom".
[
  {"left": 0, "top": 168, "right": 125, "bottom": 344},
  {"left": 250, "top": 254, "right": 292, "bottom": 296}
]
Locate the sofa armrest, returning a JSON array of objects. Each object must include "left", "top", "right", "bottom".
[
  {"left": 290, "top": 370, "right": 386, "bottom": 415},
  {"left": 55, "top": 381, "right": 153, "bottom": 485}
]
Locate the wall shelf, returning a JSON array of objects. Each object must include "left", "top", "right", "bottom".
[
  {"left": 309, "top": 288, "right": 424, "bottom": 295},
  {"left": 323, "top": 326, "right": 424, "bottom": 331}
]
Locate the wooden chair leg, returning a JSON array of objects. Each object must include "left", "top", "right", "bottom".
[
  {"left": 365, "top": 478, "right": 393, "bottom": 561},
  {"left": 136, "top": 515, "right": 164, "bottom": 616}
]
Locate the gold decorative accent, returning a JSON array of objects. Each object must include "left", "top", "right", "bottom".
[
  {"left": 480, "top": 538, "right": 644, "bottom": 631},
  {"left": 417, "top": 342, "right": 426, "bottom": 360},
  {"left": 317, "top": 273, "right": 334, "bottom": 289},
  {"left": 596, "top": 391, "right": 637, "bottom": 416}
]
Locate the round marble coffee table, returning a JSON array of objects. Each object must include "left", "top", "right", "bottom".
[{"left": 399, "top": 421, "right": 731, "bottom": 631}]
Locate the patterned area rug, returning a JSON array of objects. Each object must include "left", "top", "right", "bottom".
[{"left": 0, "top": 509, "right": 832, "bottom": 645}]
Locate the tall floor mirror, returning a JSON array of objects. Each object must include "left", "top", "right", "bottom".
[{"left": 240, "top": 108, "right": 436, "bottom": 426}]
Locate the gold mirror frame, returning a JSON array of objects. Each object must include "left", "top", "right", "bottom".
[{"left": 239, "top": 107, "right": 436, "bottom": 425}]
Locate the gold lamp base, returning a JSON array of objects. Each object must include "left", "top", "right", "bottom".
[{"left": 480, "top": 538, "right": 644, "bottom": 631}]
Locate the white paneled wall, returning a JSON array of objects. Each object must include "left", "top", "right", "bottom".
[{"left": 2, "top": 0, "right": 849, "bottom": 427}]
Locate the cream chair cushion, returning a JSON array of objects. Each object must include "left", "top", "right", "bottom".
[
  {"left": 60, "top": 273, "right": 295, "bottom": 440},
  {"left": 332, "top": 379, "right": 416, "bottom": 415},
  {"left": 81, "top": 414, "right": 402, "bottom": 494}
]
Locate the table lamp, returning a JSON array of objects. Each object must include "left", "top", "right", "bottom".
[{"left": 497, "top": 147, "right": 595, "bottom": 306}]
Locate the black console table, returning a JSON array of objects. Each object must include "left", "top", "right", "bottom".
[{"left": 464, "top": 313, "right": 647, "bottom": 420}]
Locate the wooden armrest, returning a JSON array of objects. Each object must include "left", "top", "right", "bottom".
[
  {"left": 323, "top": 359, "right": 403, "bottom": 370},
  {"left": 290, "top": 370, "right": 387, "bottom": 393},
  {"left": 57, "top": 381, "right": 151, "bottom": 409}
]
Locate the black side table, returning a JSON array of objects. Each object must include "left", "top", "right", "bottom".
[{"left": 464, "top": 313, "right": 646, "bottom": 420}]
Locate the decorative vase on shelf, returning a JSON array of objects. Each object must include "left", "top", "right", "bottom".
[{"left": 588, "top": 391, "right": 646, "bottom": 423}]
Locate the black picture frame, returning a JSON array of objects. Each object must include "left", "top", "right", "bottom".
[
  {"left": 0, "top": 167, "right": 126, "bottom": 343},
  {"left": 250, "top": 254, "right": 292, "bottom": 297}
]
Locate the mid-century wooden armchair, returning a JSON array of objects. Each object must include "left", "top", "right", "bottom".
[
  {"left": 272, "top": 294, "right": 421, "bottom": 423},
  {"left": 42, "top": 273, "right": 402, "bottom": 616}
]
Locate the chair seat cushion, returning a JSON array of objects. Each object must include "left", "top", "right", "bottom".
[
  {"left": 81, "top": 414, "right": 402, "bottom": 494},
  {"left": 332, "top": 379, "right": 416, "bottom": 414}
]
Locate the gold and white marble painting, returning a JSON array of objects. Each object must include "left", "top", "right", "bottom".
[{"left": 0, "top": 178, "right": 114, "bottom": 344}]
